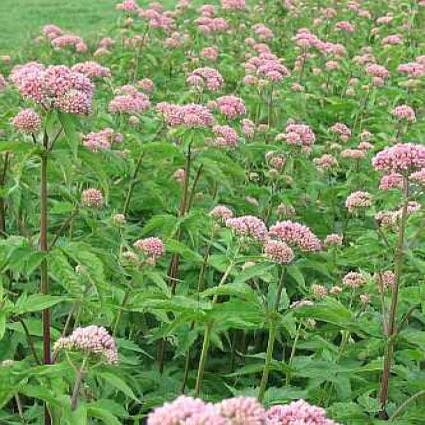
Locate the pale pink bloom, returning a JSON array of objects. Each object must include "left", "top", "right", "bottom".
[
  {"left": 266, "top": 399, "right": 339, "bottom": 424},
  {"left": 136, "top": 78, "right": 154, "bottom": 93},
  {"left": 187, "top": 67, "right": 224, "bottom": 91},
  {"left": 54, "top": 326, "right": 118, "bottom": 364},
  {"left": 156, "top": 102, "right": 215, "bottom": 127},
  {"left": 324, "top": 234, "right": 343, "bottom": 247},
  {"left": 279, "top": 123, "right": 315, "bottom": 148},
  {"left": 335, "top": 21, "right": 355, "bottom": 33},
  {"left": 81, "top": 188, "right": 104, "bottom": 208},
  {"left": 225, "top": 215, "right": 267, "bottom": 241},
  {"left": 372, "top": 143, "right": 425, "bottom": 173},
  {"left": 360, "top": 130, "right": 373, "bottom": 141},
  {"left": 330, "top": 286, "right": 343, "bottom": 295},
  {"left": 210, "top": 205, "right": 233, "bottom": 221},
  {"left": 345, "top": 191, "right": 372, "bottom": 212},
  {"left": 263, "top": 239, "right": 294, "bottom": 264},
  {"left": 221, "top": 0, "right": 246, "bottom": 10},
  {"left": 134, "top": 237, "right": 165, "bottom": 259},
  {"left": 71, "top": 62, "right": 111, "bottom": 79},
  {"left": 360, "top": 294, "right": 371, "bottom": 304},
  {"left": 216, "top": 95, "right": 246, "bottom": 119},
  {"left": 51, "top": 34, "right": 87, "bottom": 52},
  {"left": 195, "top": 16, "right": 229, "bottom": 33},
  {"left": 245, "top": 53, "right": 290, "bottom": 82},
  {"left": 366, "top": 64, "right": 390, "bottom": 79},
  {"left": 217, "top": 397, "right": 266, "bottom": 425},
  {"left": 410, "top": 168, "right": 425, "bottom": 185},
  {"left": 375, "top": 210, "right": 397, "bottom": 227},
  {"left": 358, "top": 141, "right": 373, "bottom": 151},
  {"left": 200, "top": 47, "right": 219, "bottom": 61},
  {"left": 108, "top": 85, "right": 150, "bottom": 114},
  {"left": 375, "top": 270, "right": 395, "bottom": 289},
  {"left": 112, "top": 214, "right": 126, "bottom": 225},
  {"left": 379, "top": 173, "right": 404, "bottom": 190},
  {"left": 405, "top": 201, "right": 421, "bottom": 215},
  {"left": 340, "top": 149, "right": 365, "bottom": 159},
  {"left": 97, "top": 37, "right": 114, "bottom": 49},
  {"left": 82, "top": 128, "right": 123, "bottom": 151},
  {"left": 139, "top": 8, "right": 174, "bottom": 30},
  {"left": 11, "top": 108, "right": 41, "bottom": 134},
  {"left": 276, "top": 203, "right": 295, "bottom": 217},
  {"left": 268, "top": 220, "right": 321, "bottom": 252},
  {"left": 325, "top": 60, "right": 339, "bottom": 71},
  {"left": 376, "top": 15, "right": 393, "bottom": 25},
  {"left": 382, "top": 34, "right": 403, "bottom": 46},
  {"left": 241, "top": 119, "right": 255, "bottom": 138},
  {"left": 397, "top": 62, "right": 425, "bottom": 78},
  {"left": 211, "top": 125, "right": 239, "bottom": 148},
  {"left": 252, "top": 24, "right": 274, "bottom": 40},
  {"left": 42, "top": 24, "right": 63, "bottom": 39},
  {"left": 313, "top": 154, "right": 338, "bottom": 170},
  {"left": 199, "top": 4, "right": 216, "bottom": 17},
  {"left": 94, "top": 47, "right": 111, "bottom": 57},
  {"left": 391, "top": 105, "right": 415, "bottom": 122},
  {"left": 342, "top": 271, "right": 366, "bottom": 288},
  {"left": 330, "top": 123, "right": 351, "bottom": 141},
  {"left": 267, "top": 153, "right": 286, "bottom": 170},
  {"left": 311, "top": 284, "right": 328, "bottom": 298},
  {"left": 173, "top": 168, "right": 186, "bottom": 184},
  {"left": 116, "top": 0, "right": 139, "bottom": 11}
]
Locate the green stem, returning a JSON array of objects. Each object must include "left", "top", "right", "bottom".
[
  {"left": 258, "top": 268, "right": 285, "bottom": 402},
  {"left": 70, "top": 357, "right": 88, "bottom": 411},
  {"left": 389, "top": 390, "right": 425, "bottom": 422},
  {"left": 113, "top": 287, "right": 131, "bottom": 336},
  {"left": 285, "top": 322, "right": 302, "bottom": 385}
]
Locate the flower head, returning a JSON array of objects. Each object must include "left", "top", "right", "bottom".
[
  {"left": 225, "top": 215, "right": 267, "bottom": 241},
  {"left": 11, "top": 108, "right": 41, "bottom": 134},
  {"left": 81, "top": 188, "right": 104, "bottom": 208}
]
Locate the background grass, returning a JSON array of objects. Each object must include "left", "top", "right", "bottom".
[{"left": 0, "top": 0, "right": 117, "bottom": 54}]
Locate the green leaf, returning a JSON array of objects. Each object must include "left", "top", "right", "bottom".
[
  {"left": 87, "top": 406, "right": 122, "bottom": 425},
  {"left": 98, "top": 372, "right": 141, "bottom": 403},
  {"left": 57, "top": 111, "right": 79, "bottom": 157},
  {"left": 13, "top": 294, "right": 67, "bottom": 314}
]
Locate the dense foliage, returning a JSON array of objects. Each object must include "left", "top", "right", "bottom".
[{"left": 1, "top": 0, "right": 425, "bottom": 424}]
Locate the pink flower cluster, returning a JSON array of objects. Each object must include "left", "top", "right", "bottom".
[
  {"left": 314, "top": 154, "right": 339, "bottom": 171},
  {"left": 147, "top": 396, "right": 339, "bottom": 425},
  {"left": 139, "top": 8, "right": 174, "bottom": 30},
  {"left": 225, "top": 215, "right": 267, "bottom": 241},
  {"left": 71, "top": 61, "right": 111, "bottom": 80},
  {"left": 116, "top": 0, "right": 139, "bottom": 11},
  {"left": 379, "top": 173, "right": 403, "bottom": 191},
  {"left": 410, "top": 168, "right": 425, "bottom": 185},
  {"left": 54, "top": 325, "right": 118, "bottom": 364},
  {"left": 108, "top": 85, "right": 151, "bottom": 114},
  {"left": 268, "top": 220, "right": 321, "bottom": 252},
  {"left": 196, "top": 17, "right": 230, "bottom": 34},
  {"left": 397, "top": 62, "right": 425, "bottom": 78},
  {"left": 340, "top": 149, "right": 365, "bottom": 160},
  {"left": 345, "top": 191, "right": 372, "bottom": 212},
  {"left": 81, "top": 188, "right": 104, "bottom": 208},
  {"left": 210, "top": 205, "right": 234, "bottom": 221},
  {"left": 278, "top": 124, "right": 316, "bottom": 148},
  {"left": 292, "top": 29, "right": 346, "bottom": 57},
  {"left": 366, "top": 64, "right": 390, "bottom": 79},
  {"left": 263, "top": 239, "right": 294, "bottom": 264},
  {"left": 0, "top": 74, "right": 6, "bottom": 91},
  {"left": 200, "top": 47, "right": 219, "bottom": 61},
  {"left": 330, "top": 123, "right": 351, "bottom": 142},
  {"left": 342, "top": 271, "right": 366, "bottom": 288},
  {"left": 11, "top": 108, "right": 41, "bottom": 134},
  {"left": 324, "top": 234, "right": 343, "bottom": 247},
  {"left": 335, "top": 21, "right": 355, "bottom": 33},
  {"left": 11, "top": 63, "right": 94, "bottom": 115},
  {"left": 133, "top": 237, "right": 166, "bottom": 260},
  {"left": 253, "top": 24, "right": 274, "bottom": 40},
  {"left": 82, "top": 128, "right": 123, "bottom": 152},
  {"left": 137, "top": 78, "right": 155, "bottom": 93},
  {"left": 51, "top": 34, "right": 87, "bottom": 52},
  {"left": 211, "top": 125, "right": 239, "bottom": 148},
  {"left": 156, "top": 102, "right": 215, "bottom": 127},
  {"left": 221, "top": 0, "right": 246, "bottom": 10},
  {"left": 216, "top": 95, "right": 246, "bottom": 119},
  {"left": 372, "top": 143, "right": 425, "bottom": 174},
  {"left": 382, "top": 34, "right": 403, "bottom": 46},
  {"left": 245, "top": 52, "right": 290, "bottom": 82},
  {"left": 42, "top": 24, "right": 63, "bottom": 39},
  {"left": 187, "top": 67, "right": 224, "bottom": 91},
  {"left": 391, "top": 105, "right": 415, "bottom": 122}
]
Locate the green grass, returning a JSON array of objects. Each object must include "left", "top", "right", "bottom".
[{"left": 0, "top": 0, "right": 117, "bottom": 53}]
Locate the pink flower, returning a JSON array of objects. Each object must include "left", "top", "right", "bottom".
[
  {"left": 133, "top": 237, "right": 165, "bottom": 259},
  {"left": 221, "top": 0, "right": 246, "bottom": 10},
  {"left": 216, "top": 95, "right": 246, "bottom": 119},
  {"left": 379, "top": 173, "right": 404, "bottom": 190},
  {"left": 71, "top": 62, "right": 111, "bottom": 80},
  {"left": 382, "top": 34, "right": 403, "bottom": 46},
  {"left": 137, "top": 78, "right": 155, "bottom": 93},
  {"left": 268, "top": 220, "right": 321, "bottom": 252},
  {"left": 312, "top": 284, "right": 328, "bottom": 298},
  {"left": 391, "top": 105, "right": 415, "bottom": 122},
  {"left": 42, "top": 24, "right": 63, "bottom": 39},
  {"left": 0, "top": 73, "right": 6, "bottom": 91},
  {"left": 342, "top": 271, "right": 366, "bottom": 288},
  {"left": 366, "top": 64, "right": 390, "bottom": 79},
  {"left": 252, "top": 24, "right": 274, "bottom": 40},
  {"left": 397, "top": 62, "right": 425, "bottom": 78},
  {"left": 217, "top": 397, "right": 265, "bottom": 425},
  {"left": 375, "top": 270, "right": 395, "bottom": 289},
  {"left": 330, "top": 123, "right": 351, "bottom": 141},
  {"left": 278, "top": 123, "right": 315, "bottom": 148},
  {"left": 54, "top": 326, "right": 118, "bottom": 364},
  {"left": 314, "top": 154, "right": 338, "bottom": 171},
  {"left": 372, "top": 143, "right": 425, "bottom": 174},
  {"left": 51, "top": 34, "right": 87, "bottom": 52},
  {"left": 82, "top": 128, "right": 123, "bottom": 151},
  {"left": 116, "top": 0, "right": 139, "bottom": 11},
  {"left": 324, "top": 234, "right": 343, "bottom": 247},
  {"left": 410, "top": 168, "right": 425, "bottom": 185},
  {"left": 340, "top": 149, "right": 365, "bottom": 160},
  {"left": 81, "top": 188, "right": 104, "bottom": 208},
  {"left": 156, "top": 103, "right": 215, "bottom": 128},
  {"left": 210, "top": 205, "right": 233, "bottom": 221},
  {"left": 241, "top": 119, "right": 255, "bottom": 138},
  {"left": 345, "top": 191, "right": 372, "bottom": 212},
  {"left": 264, "top": 239, "right": 294, "bottom": 264},
  {"left": 211, "top": 125, "right": 239, "bottom": 148},
  {"left": 200, "top": 47, "right": 219, "bottom": 61},
  {"left": 266, "top": 399, "right": 339, "bottom": 424},
  {"left": 335, "top": 21, "right": 355, "bottom": 32},
  {"left": 225, "top": 215, "right": 267, "bottom": 241},
  {"left": 108, "top": 85, "right": 150, "bottom": 114},
  {"left": 195, "top": 17, "right": 229, "bottom": 33},
  {"left": 187, "top": 67, "right": 224, "bottom": 91},
  {"left": 11, "top": 108, "right": 41, "bottom": 134}
]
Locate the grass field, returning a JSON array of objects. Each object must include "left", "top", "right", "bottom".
[{"left": 0, "top": 0, "right": 117, "bottom": 53}]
